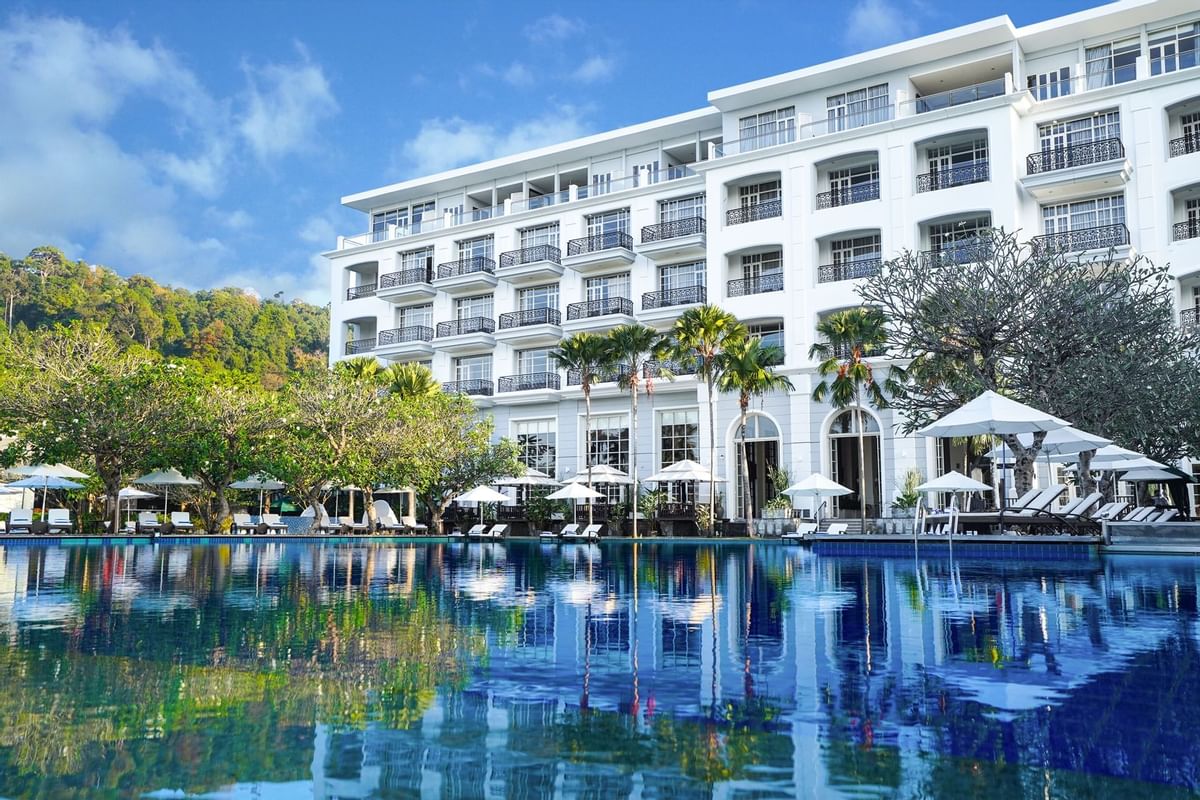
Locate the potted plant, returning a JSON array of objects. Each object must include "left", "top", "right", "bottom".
[
  {"left": 637, "top": 489, "right": 666, "bottom": 535},
  {"left": 891, "top": 468, "right": 924, "bottom": 518}
]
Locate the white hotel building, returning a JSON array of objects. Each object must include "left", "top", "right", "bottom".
[{"left": 325, "top": 0, "right": 1200, "bottom": 522}]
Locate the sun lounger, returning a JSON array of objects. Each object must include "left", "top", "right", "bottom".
[
  {"left": 464, "top": 523, "right": 487, "bottom": 538},
  {"left": 823, "top": 523, "right": 848, "bottom": 535},
  {"left": 45, "top": 508, "right": 73, "bottom": 534},
  {"left": 232, "top": 512, "right": 256, "bottom": 533},
  {"left": 7, "top": 508, "right": 34, "bottom": 534},
  {"left": 138, "top": 511, "right": 162, "bottom": 533},
  {"left": 781, "top": 522, "right": 817, "bottom": 542},
  {"left": 1091, "top": 501, "right": 1127, "bottom": 521},
  {"left": 483, "top": 524, "right": 507, "bottom": 539},
  {"left": 1121, "top": 506, "right": 1155, "bottom": 522},
  {"left": 260, "top": 513, "right": 289, "bottom": 534},
  {"left": 169, "top": 512, "right": 195, "bottom": 532},
  {"left": 400, "top": 514, "right": 429, "bottom": 534},
  {"left": 544, "top": 523, "right": 577, "bottom": 539}
]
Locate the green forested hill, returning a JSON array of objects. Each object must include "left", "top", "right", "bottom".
[{"left": 0, "top": 246, "right": 328, "bottom": 386}]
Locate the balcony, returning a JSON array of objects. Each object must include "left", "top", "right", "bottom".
[
  {"left": 919, "top": 239, "right": 993, "bottom": 268},
  {"left": 496, "top": 244, "right": 564, "bottom": 286},
  {"left": 636, "top": 217, "right": 706, "bottom": 261},
  {"left": 441, "top": 379, "right": 493, "bottom": 398},
  {"left": 377, "top": 267, "right": 436, "bottom": 303},
  {"left": 644, "top": 358, "right": 698, "bottom": 387},
  {"left": 815, "top": 181, "right": 880, "bottom": 210},
  {"left": 562, "top": 231, "right": 636, "bottom": 274},
  {"left": 915, "top": 161, "right": 989, "bottom": 193},
  {"left": 642, "top": 285, "right": 706, "bottom": 310},
  {"left": 726, "top": 198, "right": 783, "bottom": 225},
  {"left": 346, "top": 282, "right": 377, "bottom": 301},
  {"left": 498, "top": 372, "right": 561, "bottom": 393},
  {"left": 344, "top": 337, "right": 376, "bottom": 356},
  {"left": 1174, "top": 220, "right": 1200, "bottom": 242},
  {"left": 495, "top": 307, "right": 563, "bottom": 348},
  {"left": 434, "top": 317, "right": 496, "bottom": 354},
  {"left": 905, "top": 77, "right": 1006, "bottom": 115},
  {"left": 727, "top": 273, "right": 783, "bottom": 297},
  {"left": 432, "top": 256, "right": 498, "bottom": 296},
  {"left": 1021, "top": 139, "right": 1131, "bottom": 200},
  {"left": 1030, "top": 223, "right": 1130, "bottom": 257},
  {"left": 1182, "top": 308, "right": 1198, "bottom": 332},
  {"left": 1170, "top": 132, "right": 1200, "bottom": 158},
  {"left": 566, "top": 364, "right": 631, "bottom": 386},
  {"left": 374, "top": 325, "right": 434, "bottom": 360},
  {"left": 817, "top": 258, "right": 883, "bottom": 284},
  {"left": 563, "top": 297, "right": 635, "bottom": 333}
]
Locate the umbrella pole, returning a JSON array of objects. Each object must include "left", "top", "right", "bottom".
[{"left": 42, "top": 476, "right": 49, "bottom": 522}]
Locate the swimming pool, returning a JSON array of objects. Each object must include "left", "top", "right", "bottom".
[{"left": 0, "top": 540, "right": 1195, "bottom": 798}]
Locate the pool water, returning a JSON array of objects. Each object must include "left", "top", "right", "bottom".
[{"left": 0, "top": 540, "right": 1196, "bottom": 799}]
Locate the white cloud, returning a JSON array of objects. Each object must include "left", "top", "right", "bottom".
[
  {"left": 523, "top": 14, "right": 583, "bottom": 43},
  {"left": 571, "top": 55, "right": 617, "bottom": 83},
  {"left": 399, "top": 107, "right": 591, "bottom": 176},
  {"left": 298, "top": 215, "right": 337, "bottom": 246},
  {"left": 502, "top": 62, "right": 534, "bottom": 87},
  {"left": 844, "top": 0, "right": 920, "bottom": 50},
  {"left": 237, "top": 47, "right": 339, "bottom": 161},
  {"left": 206, "top": 207, "right": 254, "bottom": 231}
]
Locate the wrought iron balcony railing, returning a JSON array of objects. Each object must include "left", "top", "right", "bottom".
[
  {"left": 815, "top": 181, "right": 880, "bottom": 209},
  {"left": 566, "top": 296, "right": 633, "bottom": 320},
  {"left": 1173, "top": 219, "right": 1200, "bottom": 241},
  {"left": 379, "top": 267, "right": 432, "bottom": 288},
  {"left": 645, "top": 358, "right": 697, "bottom": 377},
  {"left": 498, "top": 372, "right": 561, "bottom": 393},
  {"left": 725, "top": 198, "right": 782, "bottom": 225},
  {"left": 346, "top": 282, "right": 377, "bottom": 300},
  {"left": 566, "top": 364, "right": 632, "bottom": 386},
  {"left": 1169, "top": 132, "right": 1200, "bottom": 158},
  {"left": 915, "top": 161, "right": 990, "bottom": 193},
  {"left": 1030, "top": 223, "right": 1130, "bottom": 255},
  {"left": 436, "top": 256, "right": 495, "bottom": 279},
  {"left": 435, "top": 317, "right": 495, "bottom": 337},
  {"left": 1025, "top": 138, "right": 1124, "bottom": 174},
  {"left": 817, "top": 258, "right": 882, "bottom": 283},
  {"left": 1182, "top": 307, "right": 1199, "bottom": 332},
  {"left": 727, "top": 273, "right": 783, "bottom": 297},
  {"left": 640, "top": 217, "right": 705, "bottom": 243},
  {"left": 441, "top": 379, "right": 493, "bottom": 397},
  {"left": 499, "top": 308, "right": 561, "bottom": 328},
  {"left": 566, "top": 230, "right": 634, "bottom": 256},
  {"left": 377, "top": 326, "right": 433, "bottom": 346},
  {"left": 642, "top": 285, "right": 706, "bottom": 310},
  {"left": 499, "top": 244, "right": 561, "bottom": 267},
  {"left": 344, "top": 337, "right": 376, "bottom": 355},
  {"left": 919, "top": 239, "right": 994, "bottom": 268}
]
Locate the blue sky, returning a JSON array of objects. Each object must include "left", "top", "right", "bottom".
[{"left": 0, "top": 0, "right": 1097, "bottom": 303}]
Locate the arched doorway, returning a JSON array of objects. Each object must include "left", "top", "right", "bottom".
[
  {"left": 729, "top": 413, "right": 782, "bottom": 519},
  {"left": 827, "top": 409, "right": 882, "bottom": 518}
]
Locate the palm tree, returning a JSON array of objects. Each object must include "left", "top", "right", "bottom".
[
  {"left": 607, "top": 323, "right": 669, "bottom": 538},
  {"left": 551, "top": 332, "right": 614, "bottom": 525},
  {"left": 380, "top": 362, "right": 440, "bottom": 399},
  {"left": 667, "top": 305, "right": 746, "bottom": 532},
  {"left": 335, "top": 355, "right": 380, "bottom": 383},
  {"left": 809, "top": 307, "right": 903, "bottom": 531},
  {"left": 716, "top": 338, "right": 793, "bottom": 537}
]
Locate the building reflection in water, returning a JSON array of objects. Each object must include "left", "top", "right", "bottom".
[{"left": 0, "top": 541, "right": 1196, "bottom": 798}]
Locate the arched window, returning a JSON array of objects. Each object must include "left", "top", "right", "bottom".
[
  {"left": 738, "top": 413, "right": 779, "bottom": 439},
  {"left": 828, "top": 409, "right": 880, "bottom": 435}
]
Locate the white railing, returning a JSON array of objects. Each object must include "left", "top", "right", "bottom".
[{"left": 898, "top": 77, "right": 1007, "bottom": 115}]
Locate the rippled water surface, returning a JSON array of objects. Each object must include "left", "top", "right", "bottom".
[{"left": 0, "top": 540, "right": 1197, "bottom": 799}]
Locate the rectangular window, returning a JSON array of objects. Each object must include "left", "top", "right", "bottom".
[
  {"left": 1188, "top": 197, "right": 1200, "bottom": 225},
  {"left": 740, "top": 250, "right": 783, "bottom": 280},
  {"left": 454, "top": 354, "right": 491, "bottom": 382},
  {"left": 747, "top": 322, "right": 785, "bottom": 361},
  {"left": 517, "top": 348, "right": 553, "bottom": 375},
  {"left": 518, "top": 284, "right": 558, "bottom": 311},
  {"left": 398, "top": 246, "right": 434, "bottom": 272},
  {"left": 1182, "top": 111, "right": 1200, "bottom": 140},
  {"left": 1150, "top": 20, "right": 1199, "bottom": 75},
  {"left": 658, "top": 195, "right": 705, "bottom": 222},
  {"left": 1041, "top": 194, "right": 1125, "bottom": 234},
  {"left": 453, "top": 294, "right": 493, "bottom": 319},
  {"left": 828, "top": 163, "right": 879, "bottom": 192},
  {"left": 928, "top": 215, "right": 992, "bottom": 250},
  {"left": 658, "top": 261, "right": 706, "bottom": 292},
  {"left": 519, "top": 223, "right": 559, "bottom": 248},
  {"left": 586, "top": 208, "right": 631, "bottom": 236},
  {"left": 398, "top": 303, "right": 432, "bottom": 329},
  {"left": 830, "top": 235, "right": 881, "bottom": 264},
  {"left": 738, "top": 106, "right": 796, "bottom": 150},
  {"left": 371, "top": 208, "right": 408, "bottom": 240},
  {"left": 925, "top": 138, "right": 988, "bottom": 171},
  {"left": 457, "top": 235, "right": 494, "bottom": 261},
  {"left": 659, "top": 408, "right": 699, "bottom": 504},
  {"left": 410, "top": 201, "right": 435, "bottom": 233},
  {"left": 1038, "top": 110, "right": 1120, "bottom": 151},
  {"left": 826, "top": 84, "right": 889, "bottom": 131},
  {"left": 588, "top": 414, "right": 630, "bottom": 476},
  {"left": 1027, "top": 67, "right": 1072, "bottom": 100},
  {"left": 585, "top": 273, "right": 631, "bottom": 301},
  {"left": 1085, "top": 38, "right": 1139, "bottom": 88},
  {"left": 738, "top": 180, "right": 781, "bottom": 207},
  {"left": 514, "top": 419, "right": 556, "bottom": 475}
]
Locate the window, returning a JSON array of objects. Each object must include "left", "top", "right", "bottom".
[
  {"left": 585, "top": 273, "right": 631, "bottom": 301},
  {"left": 658, "top": 261, "right": 706, "bottom": 292},
  {"left": 925, "top": 138, "right": 988, "bottom": 172},
  {"left": 740, "top": 250, "right": 782, "bottom": 280},
  {"left": 1085, "top": 38, "right": 1139, "bottom": 88},
  {"left": 738, "top": 106, "right": 796, "bottom": 150},
  {"left": 457, "top": 235, "right": 494, "bottom": 261},
  {"left": 738, "top": 180, "right": 781, "bottom": 207},
  {"left": 831, "top": 234, "right": 881, "bottom": 264},
  {"left": 454, "top": 354, "right": 491, "bottom": 381},
  {"left": 371, "top": 208, "right": 407, "bottom": 240},
  {"left": 928, "top": 215, "right": 992, "bottom": 251},
  {"left": 658, "top": 195, "right": 705, "bottom": 222},
  {"left": 411, "top": 201, "right": 435, "bottom": 232},
  {"left": 398, "top": 303, "right": 432, "bottom": 328},
  {"left": 1038, "top": 111, "right": 1120, "bottom": 150},
  {"left": 589, "top": 414, "right": 630, "bottom": 476},
  {"left": 398, "top": 246, "right": 434, "bottom": 272},
  {"left": 586, "top": 208, "right": 630, "bottom": 237},
  {"left": 1183, "top": 111, "right": 1200, "bottom": 140},
  {"left": 747, "top": 322, "right": 784, "bottom": 363},
  {"left": 519, "top": 223, "right": 559, "bottom": 249},
  {"left": 1041, "top": 194, "right": 1125, "bottom": 234},
  {"left": 1188, "top": 197, "right": 1200, "bottom": 226},
  {"left": 454, "top": 294, "right": 493, "bottom": 319},
  {"left": 659, "top": 408, "right": 699, "bottom": 503},
  {"left": 514, "top": 419, "right": 556, "bottom": 475},
  {"left": 518, "top": 284, "right": 558, "bottom": 311},
  {"left": 1027, "top": 67, "right": 1072, "bottom": 100},
  {"left": 517, "top": 348, "right": 553, "bottom": 375},
  {"left": 828, "top": 163, "right": 879, "bottom": 192},
  {"left": 826, "top": 84, "right": 889, "bottom": 131},
  {"left": 1150, "top": 21, "right": 1199, "bottom": 75}
]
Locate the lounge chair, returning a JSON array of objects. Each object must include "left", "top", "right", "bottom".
[
  {"left": 543, "top": 523, "right": 577, "bottom": 539},
  {"left": 1152, "top": 508, "right": 1179, "bottom": 523},
  {"left": 1121, "top": 506, "right": 1155, "bottom": 522},
  {"left": 400, "top": 514, "right": 429, "bottom": 534},
  {"left": 367, "top": 501, "right": 405, "bottom": 533},
  {"left": 45, "top": 508, "right": 73, "bottom": 534},
  {"left": 137, "top": 511, "right": 162, "bottom": 533},
  {"left": 232, "top": 513, "right": 256, "bottom": 533},
  {"left": 483, "top": 524, "right": 507, "bottom": 539},
  {"left": 169, "top": 511, "right": 195, "bottom": 532},
  {"left": 782, "top": 522, "right": 817, "bottom": 542},
  {"left": 7, "top": 508, "right": 34, "bottom": 535},
  {"left": 579, "top": 523, "right": 603, "bottom": 540},
  {"left": 464, "top": 523, "right": 487, "bottom": 538},
  {"left": 261, "top": 513, "right": 289, "bottom": 534},
  {"left": 1091, "top": 501, "right": 1127, "bottom": 521},
  {"left": 823, "top": 523, "right": 848, "bottom": 535}
]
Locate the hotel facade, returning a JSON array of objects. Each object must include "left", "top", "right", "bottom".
[{"left": 325, "top": 0, "right": 1200, "bottom": 522}]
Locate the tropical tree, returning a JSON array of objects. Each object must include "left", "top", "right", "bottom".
[
  {"left": 334, "top": 355, "right": 381, "bottom": 383},
  {"left": 551, "top": 332, "right": 614, "bottom": 524},
  {"left": 809, "top": 307, "right": 902, "bottom": 530},
  {"left": 717, "top": 338, "right": 793, "bottom": 536},
  {"left": 607, "top": 323, "right": 669, "bottom": 537},
  {"left": 380, "top": 362, "right": 440, "bottom": 399},
  {"left": 666, "top": 305, "right": 746, "bottom": 531}
]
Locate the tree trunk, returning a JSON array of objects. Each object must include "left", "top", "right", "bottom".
[
  {"left": 584, "top": 383, "right": 594, "bottom": 527},
  {"left": 707, "top": 372, "right": 717, "bottom": 534},
  {"left": 104, "top": 472, "right": 121, "bottom": 536},
  {"left": 1001, "top": 433, "right": 1044, "bottom": 498},
  {"left": 1078, "top": 449, "right": 1096, "bottom": 497},
  {"left": 630, "top": 377, "right": 639, "bottom": 538},
  {"left": 430, "top": 498, "right": 445, "bottom": 535},
  {"left": 740, "top": 400, "right": 754, "bottom": 537},
  {"left": 363, "top": 486, "right": 376, "bottom": 533},
  {"left": 214, "top": 487, "right": 231, "bottom": 533},
  {"left": 857, "top": 405, "right": 868, "bottom": 531}
]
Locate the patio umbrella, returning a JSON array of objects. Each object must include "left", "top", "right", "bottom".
[
  {"left": 1119, "top": 467, "right": 1192, "bottom": 483},
  {"left": 134, "top": 469, "right": 201, "bottom": 513},
  {"left": 546, "top": 482, "right": 604, "bottom": 524},
  {"left": 118, "top": 486, "right": 158, "bottom": 523},
  {"left": 782, "top": 474, "right": 853, "bottom": 526},
  {"left": 565, "top": 465, "right": 634, "bottom": 485},
  {"left": 230, "top": 474, "right": 286, "bottom": 516},
  {"left": 494, "top": 468, "right": 562, "bottom": 487},
  {"left": 455, "top": 485, "right": 511, "bottom": 527},
  {"left": 8, "top": 463, "right": 90, "bottom": 521},
  {"left": 644, "top": 459, "right": 726, "bottom": 483},
  {"left": 5, "top": 475, "right": 84, "bottom": 520},
  {"left": 984, "top": 426, "right": 1111, "bottom": 459}
]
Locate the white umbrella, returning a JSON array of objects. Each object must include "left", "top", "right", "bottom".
[
  {"left": 783, "top": 474, "right": 853, "bottom": 526},
  {"left": 565, "top": 465, "right": 634, "bottom": 485},
  {"left": 1120, "top": 467, "right": 1188, "bottom": 483},
  {"left": 546, "top": 482, "right": 604, "bottom": 524},
  {"left": 455, "top": 485, "right": 511, "bottom": 527},
  {"left": 117, "top": 486, "right": 158, "bottom": 523},
  {"left": 135, "top": 469, "right": 201, "bottom": 513},
  {"left": 6, "top": 475, "right": 85, "bottom": 521},
  {"left": 645, "top": 459, "right": 726, "bottom": 483},
  {"left": 915, "top": 471, "right": 993, "bottom": 493},
  {"left": 495, "top": 468, "right": 561, "bottom": 487},
  {"left": 983, "top": 426, "right": 1111, "bottom": 459},
  {"left": 230, "top": 473, "right": 286, "bottom": 516},
  {"left": 8, "top": 464, "right": 90, "bottom": 521},
  {"left": 1049, "top": 444, "right": 1142, "bottom": 464}
]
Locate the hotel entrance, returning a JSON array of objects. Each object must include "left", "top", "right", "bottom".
[
  {"left": 828, "top": 410, "right": 882, "bottom": 518},
  {"left": 731, "top": 413, "right": 781, "bottom": 519}
]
